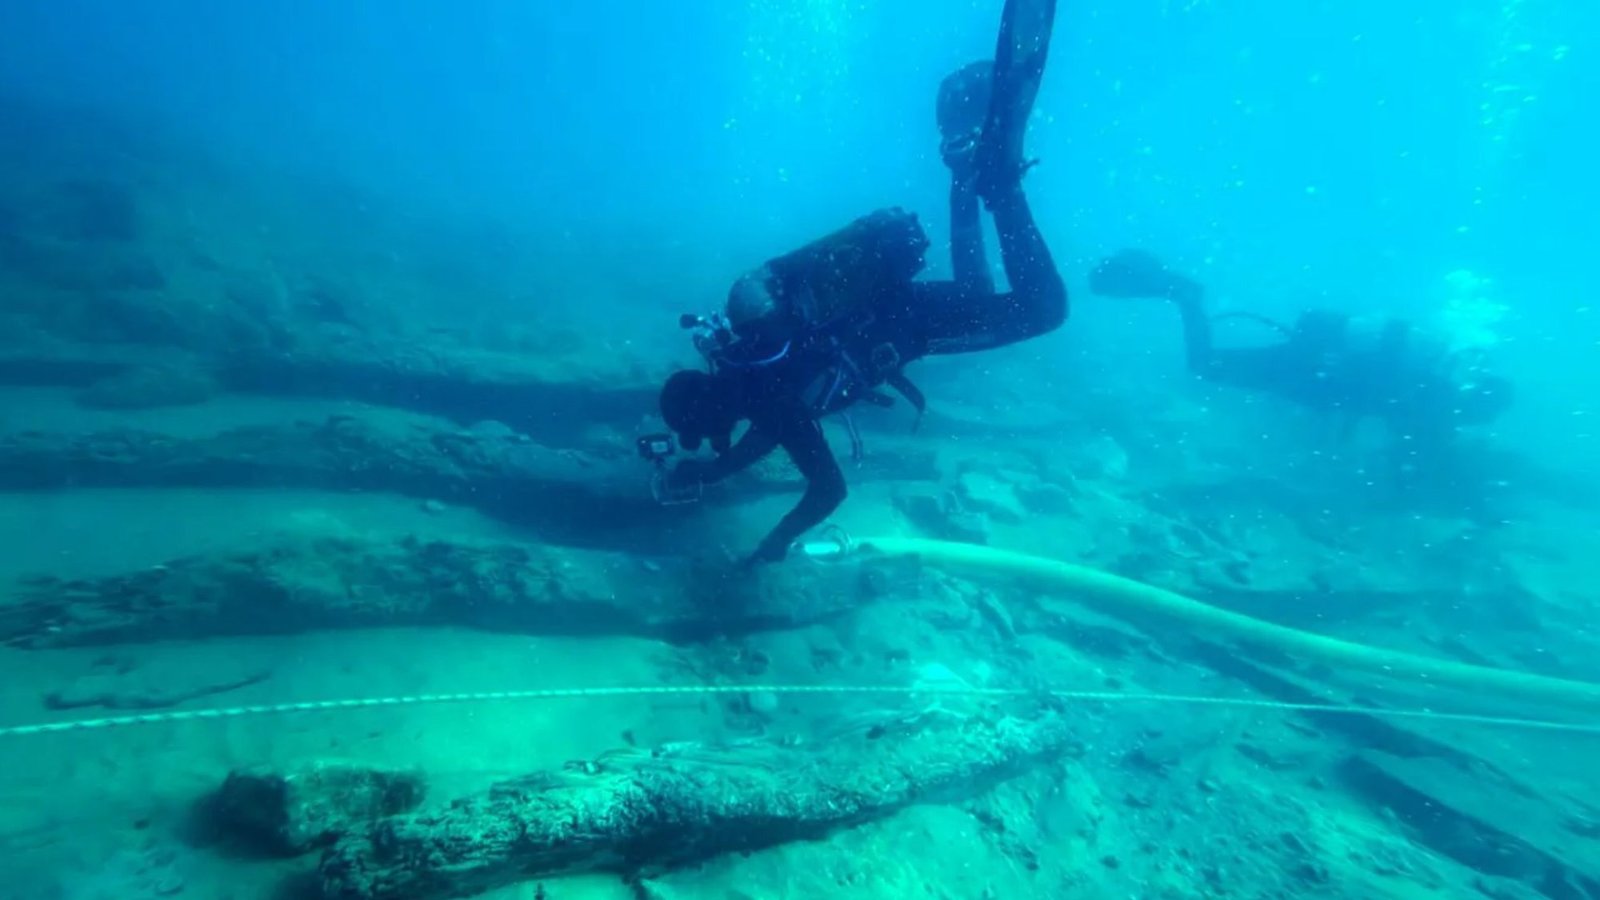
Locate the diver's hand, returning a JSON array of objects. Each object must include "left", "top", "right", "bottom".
[{"left": 741, "top": 534, "right": 791, "bottom": 568}]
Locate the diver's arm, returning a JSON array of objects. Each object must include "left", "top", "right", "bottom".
[
  {"left": 666, "top": 425, "right": 778, "bottom": 491},
  {"left": 702, "top": 426, "right": 778, "bottom": 482},
  {"left": 748, "top": 418, "right": 847, "bottom": 564}
]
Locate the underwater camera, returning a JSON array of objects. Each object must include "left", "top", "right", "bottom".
[
  {"left": 636, "top": 432, "right": 701, "bottom": 506},
  {"left": 680, "top": 312, "right": 737, "bottom": 370}
]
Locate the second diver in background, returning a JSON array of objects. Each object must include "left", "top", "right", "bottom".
[{"left": 1088, "top": 248, "right": 1515, "bottom": 477}]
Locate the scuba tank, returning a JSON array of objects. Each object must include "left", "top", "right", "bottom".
[
  {"left": 765, "top": 207, "right": 931, "bottom": 335},
  {"left": 676, "top": 208, "right": 933, "bottom": 448},
  {"left": 680, "top": 208, "right": 931, "bottom": 371}
]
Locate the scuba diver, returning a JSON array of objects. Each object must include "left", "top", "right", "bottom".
[
  {"left": 655, "top": 0, "right": 1066, "bottom": 566},
  {"left": 1088, "top": 248, "right": 1515, "bottom": 462}
]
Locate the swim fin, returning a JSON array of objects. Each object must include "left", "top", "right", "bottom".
[
  {"left": 981, "top": 0, "right": 1057, "bottom": 196},
  {"left": 936, "top": 62, "right": 994, "bottom": 173},
  {"left": 936, "top": 0, "right": 1057, "bottom": 197},
  {"left": 1089, "top": 250, "right": 1203, "bottom": 302}
]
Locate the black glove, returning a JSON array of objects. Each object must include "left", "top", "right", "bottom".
[
  {"left": 742, "top": 533, "right": 791, "bottom": 568},
  {"left": 665, "top": 458, "right": 714, "bottom": 492}
]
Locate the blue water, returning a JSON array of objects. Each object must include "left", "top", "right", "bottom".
[{"left": 0, "top": 1, "right": 1597, "bottom": 898}]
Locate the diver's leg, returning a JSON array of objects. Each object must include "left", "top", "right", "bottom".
[
  {"left": 908, "top": 0, "right": 1063, "bottom": 355},
  {"left": 949, "top": 179, "right": 992, "bottom": 293},
  {"left": 986, "top": 183, "right": 1066, "bottom": 333},
  {"left": 976, "top": 0, "right": 1057, "bottom": 199},
  {"left": 1171, "top": 292, "right": 1300, "bottom": 389},
  {"left": 938, "top": 0, "right": 1056, "bottom": 285},
  {"left": 1171, "top": 290, "right": 1218, "bottom": 375},
  {"left": 1088, "top": 250, "right": 1216, "bottom": 373},
  {"left": 938, "top": 64, "right": 996, "bottom": 293},
  {"left": 910, "top": 184, "right": 1065, "bottom": 357}
]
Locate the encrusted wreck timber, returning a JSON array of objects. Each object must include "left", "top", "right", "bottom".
[
  {"left": 4, "top": 535, "right": 873, "bottom": 648},
  {"left": 319, "top": 703, "right": 1074, "bottom": 899}
]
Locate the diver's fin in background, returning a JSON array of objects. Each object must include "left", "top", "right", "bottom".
[
  {"left": 981, "top": 0, "right": 1057, "bottom": 185},
  {"left": 1090, "top": 249, "right": 1205, "bottom": 303}
]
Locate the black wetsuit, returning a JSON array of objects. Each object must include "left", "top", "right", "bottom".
[
  {"left": 694, "top": 178, "right": 1066, "bottom": 561},
  {"left": 1083, "top": 251, "right": 1508, "bottom": 465},
  {"left": 1169, "top": 293, "right": 1457, "bottom": 431}
]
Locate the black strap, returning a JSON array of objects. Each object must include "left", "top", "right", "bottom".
[
  {"left": 841, "top": 414, "right": 865, "bottom": 462},
  {"left": 886, "top": 372, "right": 927, "bottom": 431}
]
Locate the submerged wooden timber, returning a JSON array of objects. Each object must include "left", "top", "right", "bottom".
[
  {"left": 3, "top": 534, "right": 876, "bottom": 648},
  {"left": 319, "top": 702, "right": 1074, "bottom": 899}
]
